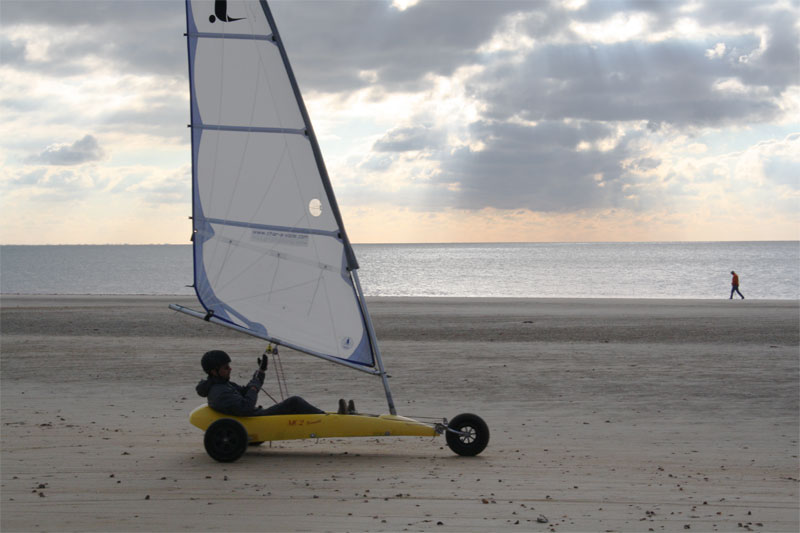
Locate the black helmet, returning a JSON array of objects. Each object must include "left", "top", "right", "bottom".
[{"left": 201, "top": 350, "right": 231, "bottom": 373}]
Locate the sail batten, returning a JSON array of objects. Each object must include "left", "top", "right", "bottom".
[
  {"left": 200, "top": 217, "right": 340, "bottom": 238},
  {"left": 189, "top": 31, "right": 275, "bottom": 42},
  {"left": 192, "top": 124, "right": 306, "bottom": 135}
]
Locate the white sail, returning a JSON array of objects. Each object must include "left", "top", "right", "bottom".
[{"left": 184, "top": 0, "right": 374, "bottom": 368}]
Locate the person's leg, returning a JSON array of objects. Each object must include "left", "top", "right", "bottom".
[{"left": 260, "top": 396, "right": 325, "bottom": 416}]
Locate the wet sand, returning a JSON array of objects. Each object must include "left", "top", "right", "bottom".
[{"left": 1, "top": 295, "right": 798, "bottom": 532}]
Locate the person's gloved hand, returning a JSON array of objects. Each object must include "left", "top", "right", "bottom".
[
  {"left": 258, "top": 353, "right": 269, "bottom": 373},
  {"left": 251, "top": 369, "right": 265, "bottom": 386}
]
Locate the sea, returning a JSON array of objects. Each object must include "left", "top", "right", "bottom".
[{"left": 0, "top": 242, "right": 798, "bottom": 300}]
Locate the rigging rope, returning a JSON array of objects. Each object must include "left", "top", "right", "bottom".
[{"left": 267, "top": 344, "right": 288, "bottom": 401}]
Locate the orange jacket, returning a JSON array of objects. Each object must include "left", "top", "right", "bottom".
[{"left": 731, "top": 273, "right": 739, "bottom": 286}]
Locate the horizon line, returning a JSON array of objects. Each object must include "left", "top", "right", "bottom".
[{"left": 1, "top": 239, "right": 798, "bottom": 246}]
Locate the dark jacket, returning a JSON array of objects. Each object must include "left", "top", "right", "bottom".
[{"left": 196, "top": 371, "right": 267, "bottom": 416}]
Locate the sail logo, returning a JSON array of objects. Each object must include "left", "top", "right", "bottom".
[
  {"left": 341, "top": 337, "right": 353, "bottom": 350},
  {"left": 209, "top": 0, "right": 244, "bottom": 23}
]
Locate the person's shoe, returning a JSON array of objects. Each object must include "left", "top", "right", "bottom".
[
  {"left": 337, "top": 399, "right": 347, "bottom": 414},
  {"left": 347, "top": 399, "right": 357, "bottom": 415}
]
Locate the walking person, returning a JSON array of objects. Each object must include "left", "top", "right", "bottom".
[{"left": 730, "top": 271, "right": 745, "bottom": 299}]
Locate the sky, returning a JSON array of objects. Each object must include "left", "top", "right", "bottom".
[{"left": 1, "top": 0, "right": 798, "bottom": 244}]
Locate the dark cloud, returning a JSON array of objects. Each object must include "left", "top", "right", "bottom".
[
  {"left": 434, "top": 120, "right": 638, "bottom": 212},
  {"left": 3, "top": 0, "right": 530, "bottom": 91},
  {"left": 740, "top": 12, "right": 800, "bottom": 90},
  {"left": 1, "top": 0, "right": 178, "bottom": 26},
  {"left": 695, "top": 0, "right": 782, "bottom": 27},
  {"left": 27, "top": 135, "right": 105, "bottom": 166},
  {"left": 6, "top": 1, "right": 794, "bottom": 107},
  {"left": 473, "top": 34, "right": 788, "bottom": 127},
  {"left": 1, "top": 1, "right": 184, "bottom": 76},
  {"left": 270, "top": 0, "right": 532, "bottom": 92},
  {"left": 570, "top": 1, "right": 800, "bottom": 91},
  {"left": 437, "top": 1, "right": 798, "bottom": 214}
]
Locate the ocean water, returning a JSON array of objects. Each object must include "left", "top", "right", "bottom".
[{"left": 1, "top": 242, "right": 797, "bottom": 299}]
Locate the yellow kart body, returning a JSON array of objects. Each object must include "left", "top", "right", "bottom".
[{"left": 190, "top": 404, "right": 438, "bottom": 443}]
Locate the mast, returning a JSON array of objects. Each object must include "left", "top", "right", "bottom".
[{"left": 352, "top": 271, "right": 396, "bottom": 415}]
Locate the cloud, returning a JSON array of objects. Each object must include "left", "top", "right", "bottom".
[
  {"left": 117, "top": 166, "right": 191, "bottom": 206},
  {"left": 472, "top": 33, "right": 789, "bottom": 128},
  {"left": 434, "top": 120, "right": 636, "bottom": 211},
  {"left": 1, "top": 1, "right": 185, "bottom": 77},
  {"left": 358, "top": 155, "right": 394, "bottom": 172},
  {"left": 0, "top": 33, "right": 26, "bottom": 64},
  {"left": 373, "top": 125, "right": 444, "bottom": 152},
  {"left": 26, "top": 135, "right": 106, "bottom": 166},
  {"left": 758, "top": 134, "right": 800, "bottom": 189},
  {"left": 11, "top": 168, "right": 48, "bottom": 186},
  {"left": 270, "top": 0, "right": 531, "bottom": 92},
  {"left": 3, "top": 166, "right": 98, "bottom": 203}
]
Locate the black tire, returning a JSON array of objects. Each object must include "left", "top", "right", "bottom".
[
  {"left": 204, "top": 419, "right": 248, "bottom": 462},
  {"left": 446, "top": 413, "right": 489, "bottom": 456}
]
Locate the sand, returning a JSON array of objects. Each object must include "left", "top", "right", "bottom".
[{"left": 1, "top": 295, "right": 798, "bottom": 532}]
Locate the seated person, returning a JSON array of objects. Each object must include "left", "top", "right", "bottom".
[{"left": 196, "top": 349, "right": 327, "bottom": 416}]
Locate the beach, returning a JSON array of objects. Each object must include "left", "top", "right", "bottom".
[{"left": 1, "top": 295, "right": 798, "bottom": 532}]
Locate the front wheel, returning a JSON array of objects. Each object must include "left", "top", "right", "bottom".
[
  {"left": 204, "top": 419, "right": 248, "bottom": 462},
  {"left": 445, "top": 413, "right": 489, "bottom": 456}
]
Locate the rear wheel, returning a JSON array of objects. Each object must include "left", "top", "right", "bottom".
[
  {"left": 204, "top": 419, "right": 248, "bottom": 462},
  {"left": 446, "top": 413, "right": 489, "bottom": 456}
]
